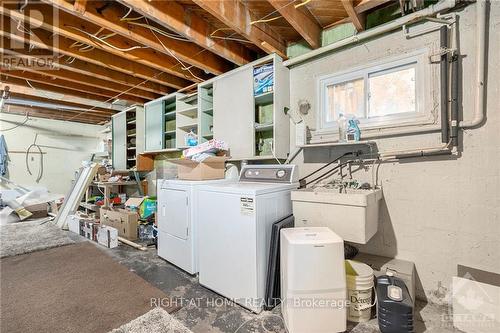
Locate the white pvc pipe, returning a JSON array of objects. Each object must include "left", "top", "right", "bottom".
[
  {"left": 283, "top": 0, "right": 457, "bottom": 67},
  {"left": 459, "top": 0, "right": 487, "bottom": 128}
]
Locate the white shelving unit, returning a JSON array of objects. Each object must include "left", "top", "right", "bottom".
[
  {"left": 112, "top": 105, "right": 144, "bottom": 171},
  {"left": 207, "top": 54, "right": 290, "bottom": 160}
]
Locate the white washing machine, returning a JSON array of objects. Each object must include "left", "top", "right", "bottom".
[
  {"left": 197, "top": 164, "right": 299, "bottom": 313},
  {"left": 157, "top": 178, "right": 234, "bottom": 275}
]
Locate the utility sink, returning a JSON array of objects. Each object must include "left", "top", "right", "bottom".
[{"left": 291, "top": 188, "right": 383, "bottom": 244}]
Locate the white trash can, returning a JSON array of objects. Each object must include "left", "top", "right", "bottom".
[{"left": 281, "top": 227, "right": 347, "bottom": 333}]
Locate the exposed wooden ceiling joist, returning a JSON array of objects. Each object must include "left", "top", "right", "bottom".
[
  {"left": 2, "top": 83, "right": 124, "bottom": 111},
  {"left": 2, "top": 70, "right": 147, "bottom": 104},
  {"left": 9, "top": 92, "right": 116, "bottom": 113},
  {"left": 0, "top": 4, "right": 201, "bottom": 86},
  {"left": 1, "top": 76, "right": 130, "bottom": 104},
  {"left": 2, "top": 62, "right": 161, "bottom": 101},
  {"left": 0, "top": 25, "right": 187, "bottom": 94},
  {"left": 3, "top": 104, "right": 109, "bottom": 124},
  {"left": 44, "top": 0, "right": 234, "bottom": 75},
  {"left": 342, "top": 0, "right": 366, "bottom": 32},
  {"left": 192, "top": 0, "right": 288, "bottom": 59},
  {"left": 2, "top": 47, "right": 172, "bottom": 95},
  {"left": 266, "top": 0, "right": 322, "bottom": 49},
  {"left": 117, "top": 0, "right": 255, "bottom": 66}
]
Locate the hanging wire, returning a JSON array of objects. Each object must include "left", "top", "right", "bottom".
[
  {"left": 294, "top": 0, "right": 312, "bottom": 9},
  {"left": 0, "top": 111, "right": 31, "bottom": 131},
  {"left": 64, "top": 2, "right": 298, "bottom": 121},
  {"left": 144, "top": 17, "right": 204, "bottom": 81},
  {"left": 26, "top": 134, "right": 44, "bottom": 183},
  {"left": 127, "top": 21, "right": 192, "bottom": 42},
  {"left": 67, "top": 26, "right": 147, "bottom": 52}
]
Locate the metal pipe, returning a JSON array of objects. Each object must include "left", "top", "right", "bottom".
[
  {"left": 460, "top": 0, "right": 487, "bottom": 128},
  {"left": 440, "top": 25, "right": 449, "bottom": 143},
  {"left": 283, "top": 0, "right": 457, "bottom": 67},
  {"left": 450, "top": 51, "right": 459, "bottom": 146}
]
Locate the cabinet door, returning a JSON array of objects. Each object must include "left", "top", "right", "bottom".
[
  {"left": 213, "top": 67, "right": 254, "bottom": 159},
  {"left": 112, "top": 112, "right": 127, "bottom": 170},
  {"left": 145, "top": 100, "right": 164, "bottom": 151},
  {"left": 158, "top": 189, "right": 189, "bottom": 240}
]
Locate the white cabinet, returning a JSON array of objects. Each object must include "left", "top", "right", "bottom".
[
  {"left": 213, "top": 67, "right": 255, "bottom": 159},
  {"left": 209, "top": 54, "right": 290, "bottom": 160},
  {"left": 158, "top": 188, "right": 189, "bottom": 239}
]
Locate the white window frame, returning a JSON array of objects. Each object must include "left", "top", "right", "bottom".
[{"left": 317, "top": 50, "right": 433, "bottom": 133}]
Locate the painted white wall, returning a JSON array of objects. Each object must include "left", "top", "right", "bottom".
[
  {"left": 1, "top": 113, "right": 102, "bottom": 194},
  {"left": 288, "top": 2, "right": 500, "bottom": 303}
]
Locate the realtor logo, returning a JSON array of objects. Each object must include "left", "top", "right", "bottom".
[
  {"left": 1, "top": 1, "right": 59, "bottom": 70},
  {"left": 449, "top": 273, "right": 499, "bottom": 331}
]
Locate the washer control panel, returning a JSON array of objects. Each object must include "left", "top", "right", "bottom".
[{"left": 239, "top": 165, "right": 298, "bottom": 183}]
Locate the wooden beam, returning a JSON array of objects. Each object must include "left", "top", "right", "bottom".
[
  {"left": 2, "top": 83, "right": 124, "bottom": 111},
  {"left": 267, "top": 0, "right": 322, "bottom": 49},
  {"left": 0, "top": 23, "right": 188, "bottom": 93},
  {"left": 44, "top": 0, "right": 233, "bottom": 75},
  {"left": 73, "top": 0, "right": 87, "bottom": 14},
  {"left": 1, "top": 75, "right": 127, "bottom": 104},
  {"left": 0, "top": 5, "right": 200, "bottom": 86},
  {"left": 118, "top": 0, "right": 255, "bottom": 66},
  {"left": 1, "top": 41, "right": 172, "bottom": 95},
  {"left": 10, "top": 92, "right": 115, "bottom": 113},
  {"left": 2, "top": 50, "right": 161, "bottom": 100},
  {"left": 192, "top": 0, "right": 287, "bottom": 59},
  {"left": 2, "top": 70, "right": 148, "bottom": 104},
  {"left": 355, "top": 0, "right": 395, "bottom": 14},
  {"left": 3, "top": 105, "right": 109, "bottom": 124},
  {"left": 342, "top": 0, "right": 366, "bottom": 31}
]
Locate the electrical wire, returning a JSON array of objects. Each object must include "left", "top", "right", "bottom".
[
  {"left": 127, "top": 21, "right": 192, "bottom": 42},
  {"left": 294, "top": 0, "right": 312, "bottom": 9},
  {"left": 0, "top": 111, "right": 30, "bottom": 131},
  {"left": 66, "top": 2, "right": 298, "bottom": 121},
  {"left": 67, "top": 26, "right": 147, "bottom": 52},
  {"left": 26, "top": 134, "right": 44, "bottom": 183},
  {"left": 145, "top": 17, "right": 204, "bottom": 81}
]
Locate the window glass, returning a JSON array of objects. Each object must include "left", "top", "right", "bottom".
[
  {"left": 325, "top": 78, "right": 364, "bottom": 123},
  {"left": 368, "top": 66, "right": 416, "bottom": 118}
]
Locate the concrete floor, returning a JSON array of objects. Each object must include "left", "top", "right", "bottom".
[{"left": 101, "top": 242, "right": 463, "bottom": 333}]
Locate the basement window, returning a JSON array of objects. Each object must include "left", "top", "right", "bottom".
[{"left": 318, "top": 54, "right": 425, "bottom": 131}]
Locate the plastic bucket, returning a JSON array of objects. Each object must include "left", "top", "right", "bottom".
[{"left": 345, "top": 260, "right": 375, "bottom": 322}]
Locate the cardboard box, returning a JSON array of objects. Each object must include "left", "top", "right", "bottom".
[
  {"left": 97, "top": 225, "right": 118, "bottom": 248},
  {"left": 136, "top": 154, "right": 154, "bottom": 172},
  {"left": 100, "top": 208, "right": 138, "bottom": 240},
  {"left": 171, "top": 156, "right": 227, "bottom": 180},
  {"left": 25, "top": 203, "right": 48, "bottom": 218}
]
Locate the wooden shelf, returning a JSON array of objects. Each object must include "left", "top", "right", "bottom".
[
  {"left": 254, "top": 123, "right": 273, "bottom": 132},
  {"left": 254, "top": 91, "right": 274, "bottom": 105},
  {"left": 178, "top": 123, "right": 198, "bottom": 131},
  {"left": 177, "top": 106, "right": 198, "bottom": 118}
]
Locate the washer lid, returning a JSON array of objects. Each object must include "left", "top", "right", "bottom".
[
  {"left": 160, "top": 178, "right": 234, "bottom": 189},
  {"left": 199, "top": 182, "right": 298, "bottom": 195}
]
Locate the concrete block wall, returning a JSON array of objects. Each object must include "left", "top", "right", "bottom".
[{"left": 288, "top": 2, "right": 500, "bottom": 303}]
